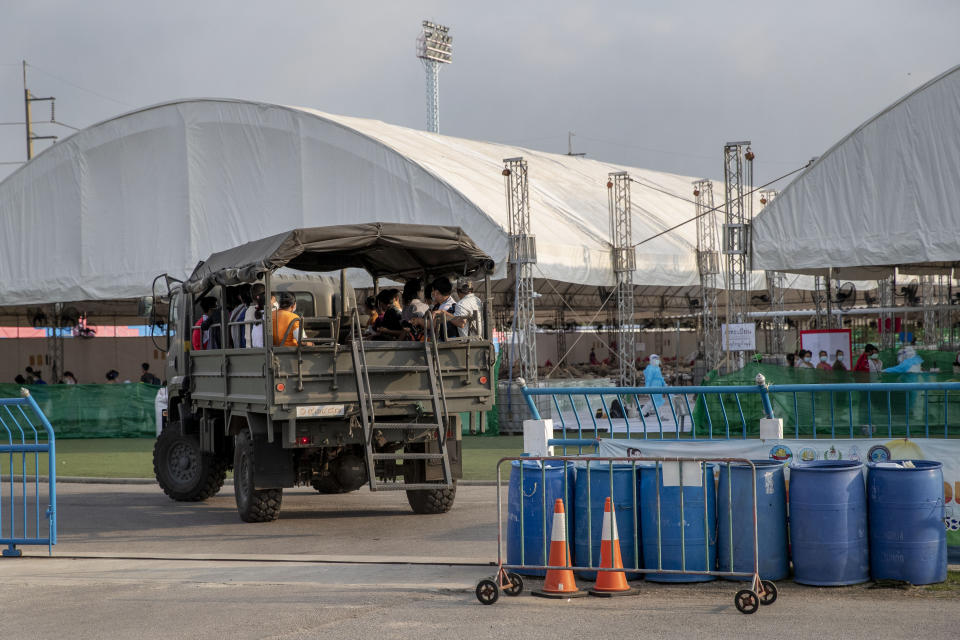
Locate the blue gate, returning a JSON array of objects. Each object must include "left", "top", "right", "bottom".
[{"left": 0, "top": 389, "right": 57, "bottom": 556}]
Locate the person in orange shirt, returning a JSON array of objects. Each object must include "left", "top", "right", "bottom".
[{"left": 272, "top": 293, "right": 311, "bottom": 346}]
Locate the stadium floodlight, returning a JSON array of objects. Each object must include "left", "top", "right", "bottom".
[{"left": 416, "top": 20, "right": 453, "bottom": 133}]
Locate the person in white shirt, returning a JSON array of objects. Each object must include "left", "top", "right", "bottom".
[
  {"left": 430, "top": 276, "right": 458, "bottom": 341},
  {"left": 244, "top": 284, "right": 264, "bottom": 348},
  {"left": 452, "top": 280, "right": 483, "bottom": 338}
]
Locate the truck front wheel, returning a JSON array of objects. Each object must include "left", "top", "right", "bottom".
[
  {"left": 153, "top": 424, "right": 227, "bottom": 501},
  {"left": 233, "top": 430, "right": 282, "bottom": 522}
]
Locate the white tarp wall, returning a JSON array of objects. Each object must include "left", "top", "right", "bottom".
[
  {"left": 753, "top": 65, "right": 960, "bottom": 276},
  {"left": 0, "top": 98, "right": 752, "bottom": 307}
]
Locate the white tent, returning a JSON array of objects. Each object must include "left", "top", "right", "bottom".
[
  {"left": 753, "top": 65, "right": 960, "bottom": 277},
  {"left": 0, "top": 98, "right": 749, "bottom": 309}
]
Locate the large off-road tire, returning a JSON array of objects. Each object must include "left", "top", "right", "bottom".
[
  {"left": 405, "top": 483, "right": 457, "bottom": 514},
  {"left": 153, "top": 424, "right": 227, "bottom": 502},
  {"left": 233, "top": 430, "right": 282, "bottom": 522}
]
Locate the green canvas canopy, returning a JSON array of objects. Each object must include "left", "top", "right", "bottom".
[{"left": 185, "top": 223, "right": 494, "bottom": 293}]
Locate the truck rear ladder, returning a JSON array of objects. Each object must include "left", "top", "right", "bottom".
[{"left": 350, "top": 313, "right": 453, "bottom": 491}]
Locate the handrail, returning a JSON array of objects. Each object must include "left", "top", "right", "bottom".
[{"left": 519, "top": 379, "right": 960, "bottom": 444}]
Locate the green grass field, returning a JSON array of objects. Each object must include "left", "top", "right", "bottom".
[{"left": 22, "top": 435, "right": 524, "bottom": 481}]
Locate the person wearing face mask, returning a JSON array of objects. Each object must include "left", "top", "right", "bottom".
[
  {"left": 832, "top": 350, "right": 847, "bottom": 371},
  {"left": 796, "top": 350, "right": 815, "bottom": 369},
  {"left": 853, "top": 344, "right": 883, "bottom": 374},
  {"left": 816, "top": 350, "right": 832, "bottom": 372},
  {"left": 641, "top": 354, "right": 667, "bottom": 417}
]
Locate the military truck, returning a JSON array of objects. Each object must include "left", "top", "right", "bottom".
[{"left": 149, "top": 223, "right": 496, "bottom": 522}]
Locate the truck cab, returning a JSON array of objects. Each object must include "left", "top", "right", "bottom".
[{"left": 151, "top": 223, "right": 495, "bottom": 522}]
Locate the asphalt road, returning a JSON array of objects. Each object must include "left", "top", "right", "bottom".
[{"left": 0, "top": 481, "right": 956, "bottom": 639}]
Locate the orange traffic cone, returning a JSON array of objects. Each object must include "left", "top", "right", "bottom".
[
  {"left": 590, "top": 497, "right": 639, "bottom": 596},
  {"left": 532, "top": 498, "right": 587, "bottom": 599}
]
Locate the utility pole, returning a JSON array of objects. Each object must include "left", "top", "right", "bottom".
[
  {"left": 23, "top": 61, "right": 57, "bottom": 160},
  {"left": 566, "top": 132, "right": 586, "bottom": 157}
]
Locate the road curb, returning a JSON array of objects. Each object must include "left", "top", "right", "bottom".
[{"left": 47, "top": 476, "right": 498, "bottom": 486}]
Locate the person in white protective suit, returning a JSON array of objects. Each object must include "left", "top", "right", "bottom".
[
  {"left": 641, "top": 354, "right": 667, "bottom": 417},
  {"left": 883, "top": 345, "right": 924, "bottom": 418},
  {"left": 882, "top": 345, "right": 923, "bottom": 374}
]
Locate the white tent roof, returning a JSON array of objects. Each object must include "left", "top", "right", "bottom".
[
  {"left": 0, "top": 98, "right": 752, "bottom": 307},
  {"left": 753, "top": 65, "right": 960, "bottom": 277}
]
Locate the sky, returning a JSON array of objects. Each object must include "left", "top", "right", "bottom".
[{"left": 1, "top": 0, "right": 959, "bottom": 187}]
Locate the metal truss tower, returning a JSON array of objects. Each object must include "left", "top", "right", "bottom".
[
  {"left": 922, "top": 274, "right": 950, "bottom": 348},
  {"left": 46, "top": 303, "right": 64, "bottom": 384},
  {"left": 694, "top": 179, "right": 721, "bottom": 370},
  {"left": 608, "top": 172, "right": 636, "bottom": 386},
  {"left": 722, "top": 142, "right": 754, "bottom": 364},
  {"left": 878, "top": 276, "right": 896, "bottom": 350},
  {"left": 503, "top": 157, "right": 537, "bottom": 383},
  {"left": 416, "top": 21, "right": 452, "bottom": 133},
  {"left": 554, "top": 309, "right": 567, "bottom": 365},
  {"left": 759, "top": 189, "right": 786, "bottom": 354}
]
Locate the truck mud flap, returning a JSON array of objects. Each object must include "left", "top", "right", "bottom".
[{"left": 253, "top": 437, "right": 295, "bottom": 489}]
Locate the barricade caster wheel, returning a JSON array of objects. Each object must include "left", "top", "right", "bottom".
[
  {"left": 503, "top": 572, "right": 524, "bottom": 596},
  {"left": 734, "top": 589, "right": 759, "bottom": 614},
  {"left": 759, "top": 580, "right": 778, "bottom": 605},
  {"left": 476, "top": 579, "right": 500, "bottom": 605}
]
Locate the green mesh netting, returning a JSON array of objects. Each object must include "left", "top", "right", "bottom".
[
  {"left": 693, "top": 356, "right": 960, "bottom": 438},
  {"left": 0, "top": 383, "right": 159, "bottom": 439}
]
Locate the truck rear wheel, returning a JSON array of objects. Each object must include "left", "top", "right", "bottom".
[
  {"left": 233, "top": 430, "right": 282, "bottom": 522},
  {"left": 405, "top": 484, "right": 457, "bottom": 514},
  {"left": 153, "top": 424, "right": 227, "bottom": 502}
]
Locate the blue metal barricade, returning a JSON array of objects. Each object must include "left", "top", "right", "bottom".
[
  {"left": 519, "top": 378, "right": 960, "bottom": 449},
  {"left": 0, "top": 389, "right": 57, "bottom": 556}
]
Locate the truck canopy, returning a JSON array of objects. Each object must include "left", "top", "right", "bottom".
[{"left": 185, "top": 223, "right": 494, "bottom": 294}]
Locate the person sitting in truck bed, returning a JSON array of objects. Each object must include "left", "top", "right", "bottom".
[
  {"left": 430, "top": 276, "right": 460, "bottom": 341},
  {"left": 244, "top": 284, "right": 265, "bottom": 347},
  {"left": 372, "top": 288, "right": 405, "bottom": 340},
  {"left": 272, "top": 292, "right": 311, "bottom": 346},
  {"left": 400, "top": 279, "right": 429, "bottom": 341},
  {"left": 451, "top": 279, "right": 482, "bottom": 338},
  {"left": 192, "top": 296, "right": 217, "bottom": 350}
]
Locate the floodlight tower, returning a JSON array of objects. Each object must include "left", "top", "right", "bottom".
[
  {"left": 608, "top": 172, "right": 636, "bottom": 387},
  {"left": 694, "top": 179, "right": 721, "bottom": 370},
  {"left": 416, "top": 20, "right": 452, "bottom": 133},
  {"left": 722, "top": 142, "right": 754, "bottom": 366}
]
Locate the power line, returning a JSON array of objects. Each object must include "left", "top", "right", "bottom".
[
  {"left": 577, "top": 133, "right": 806, "bottom": 165},
  {"left": 24, "top": 63, "right": 133, "bottom": 108},
  {"left": 629, "top": 160, "right": 813, "bottom": 248},
  {"left": 1, "top": 161, "right": 25, "bottom": 165},
  {"left": 52, "top": 120, "right": 79, "bottom": 131}
]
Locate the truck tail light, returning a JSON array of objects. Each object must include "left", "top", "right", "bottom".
[
  {"left": 276, "top": 383, "right": 285, "bottom": 392},
  {"left": 479, "top": 376, "right": 488, "bottom": 384}
]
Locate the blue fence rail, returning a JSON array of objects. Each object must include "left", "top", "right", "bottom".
[
  {"left": 0, "top": 390, "right": 57, "bottom": 556},
  {"left": 520, "top": 378, "right": 960, "bottom": 450}
]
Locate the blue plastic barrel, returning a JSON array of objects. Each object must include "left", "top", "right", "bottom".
[
  {"left": 573, "top": 461, "right": 641, "bottom": 580},
  {"left": 639, "top": 463, "right": 717, "bottom": 582},
  {"left": 717, "top": 461, "right": 789, "bottom": 581},
  {"left": 867, "top": 460, "right": 946, "bottom": 584},
  {"left": 789, "top": 460, "right": 869, "bottom": 585},
  {"left": 507, "top": 460, "right": 575, "bottom": 576}
]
